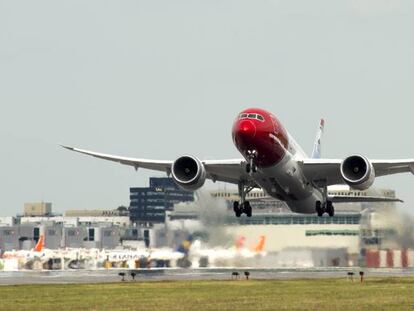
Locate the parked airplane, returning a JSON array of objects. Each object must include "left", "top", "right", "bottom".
[
  {"left": 2, "top": 235, "right": 46, "bottom": 260},
  {"left": 189, "top": 235, "right": 267, "bottom": 267},
  {"left": 62, "top": 108, "right": 412, "bottom": 218}
]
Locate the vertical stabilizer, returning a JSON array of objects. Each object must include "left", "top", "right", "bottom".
[
  {"left": 176, "top": 235, "right": 193, "bottom": 255},
  {"left": 253, "top": 236, "right": 266, "bottom": 253},
  {"left": 311, "top": 119, "right": 325, "bottom": 159},
  {"left": 33, "top": 235, "right": 44, "bottom": 252},
  {"left": 235, "top": 236, "right": 246, "bottom": 250}
]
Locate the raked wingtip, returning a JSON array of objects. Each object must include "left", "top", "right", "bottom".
[{"left": 59, "top": 144, "right": 74, "bottom": 151}]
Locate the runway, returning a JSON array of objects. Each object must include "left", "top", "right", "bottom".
[{"left": 2, "top": 267, "right": 414, "bottom": 285}]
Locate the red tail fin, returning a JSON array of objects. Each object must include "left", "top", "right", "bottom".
[
  {"left": 33, "top": 235, "right": 44, "bottom": 252},
  {"left": 235, "top": 236, "right": 246, "bottom": 250}
]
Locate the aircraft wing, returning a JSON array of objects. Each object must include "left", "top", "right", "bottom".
[
  {"left": 61, "top": 145, "right": 173, "bottom": 172},
  {"left": 61, "top": 145, "right": 251, "bottom": 186},
  {"left": 329, "top": 195, "right": 403, "bottom": 203},
  {"left": 300, "top": 158, "right": 414, "bottom": 186},
  {"left": 203, "top": 159, "right": 251, "bottom": 184}
]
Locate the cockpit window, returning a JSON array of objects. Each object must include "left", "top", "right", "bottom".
[
  {"left": 256, "top": 114, "right": 264, "bottom": 121},
  {"left": 239, "top": 113, "right": 265, "bottom": 122}
]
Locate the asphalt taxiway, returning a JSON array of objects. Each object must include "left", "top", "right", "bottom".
[{"left": 2, "top": 268, "right": 414, "bottom": 285}]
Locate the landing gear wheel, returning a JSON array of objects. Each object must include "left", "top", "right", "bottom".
[
  {"left": 316, "top": 201, "right": 323, "bottom": 217},
  {"left": 233, "top": 201, "right": 241, "bottom": 218},
  {"left": 246, "top": 151, "right": 258, "bottom": 174},
  {"left": 236, "top": 181, "right": 255, "bottom": 218},
  {"left": 245, "top": 164, "right": 257, "bottom": 174},
  {"left": 326, "top": 201, "right": 334, "bottom": 217},
  {"left": 244, "top": 201, "right": 252, "bottom": 217}
]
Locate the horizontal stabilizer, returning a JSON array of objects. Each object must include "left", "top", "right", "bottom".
[{"left": 329, "top": 195, "right": 403, "bottom": 204}]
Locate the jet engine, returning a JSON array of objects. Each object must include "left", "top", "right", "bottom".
[
  {"left": 171, "top": 155, "right": 206, "bottom": 191},
  {"left": 340, "top": 155, "right": 375, "bottom": 190}
]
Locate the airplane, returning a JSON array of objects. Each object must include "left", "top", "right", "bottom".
[
  {"left": 2, "top": 235, "right": 46, "bottom": 260},
  {"left": 62, "top": 108, "right": 413, "bottom": 218},
  {"left": 100, "top": 236, "right": 194, "bottom": 268},
  {"left": 2, "top": 236, "right": 93, "bottom": 270},
  {"left": 188, "top": 235, "right": 267, "bottom": 267}
]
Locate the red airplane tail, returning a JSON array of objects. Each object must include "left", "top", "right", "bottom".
[
  {"left": 33, "top": 235, "right": 45, "bottom": 252},
  {"left": 235, "top": 236, "right": 246, "bottom": 250}
]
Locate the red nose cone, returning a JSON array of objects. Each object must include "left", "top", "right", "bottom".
[{"left": 238, "top": 120, "right": 256, "bottom": 138}]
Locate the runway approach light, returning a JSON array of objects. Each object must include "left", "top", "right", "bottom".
[
  {"left": 359, "top": 271, "right": 365, "bottom": 283},
  {"left": 347, "top": 272, "right": 355, "bottom": 282},
  {"left": 119, "top": 272, "right": 126, "bottom": 282}
]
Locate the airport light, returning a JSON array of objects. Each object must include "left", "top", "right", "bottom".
[{"left": 118, "top": 272, "right": 126, "bottom": 282}]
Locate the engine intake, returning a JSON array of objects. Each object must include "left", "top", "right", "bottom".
[
  {"left": 171, "top": 155, "right": 206, "bottom": 191},
  {"left": 340, "top": 155, "right": 375, "bottom": 190}
]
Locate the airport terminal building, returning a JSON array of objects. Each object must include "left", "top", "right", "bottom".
[{"left": 129, "top": 177, "right": 194, "bottom": 225}]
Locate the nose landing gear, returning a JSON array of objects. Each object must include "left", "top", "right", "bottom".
[
  {"left": 315, "top": 200, "right": 335, "bottom": 217},
  {"left": 246, "top": 150, "right": 258, "bottom": 175},
  {"left": 245, "top": 163, "right": 257, "bottom": 174}
]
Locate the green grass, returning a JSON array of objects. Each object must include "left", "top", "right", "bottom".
[{"left": 1, "top": 278, "right": 414, "bottom": 311}]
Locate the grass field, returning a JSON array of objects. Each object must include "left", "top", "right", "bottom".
[{"left": 1, "top": 278, "right": 414, "bottom": 310}]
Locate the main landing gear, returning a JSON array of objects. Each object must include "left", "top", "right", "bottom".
[
  {"left": 315, "top": 200, "right": 335, "bottom": 217},
  {"left": 233, "top": 181, "right": 254, "bottom": 218},
  {"left": 233, "top": 201, "right": 252, "bottom": 218}
]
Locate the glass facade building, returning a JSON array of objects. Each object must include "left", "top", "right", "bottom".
[{"left": 129, "top": 178, "right": 194, "bottom": 224}]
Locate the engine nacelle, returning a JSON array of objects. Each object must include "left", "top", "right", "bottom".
[
  {"left": 340, "top": 155, "right": 375, "bottom": 190},
  {"left": 171, "top": 155, "right": 206, "bottom": 191}
]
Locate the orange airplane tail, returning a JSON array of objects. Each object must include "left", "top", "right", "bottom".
[
  {"left": 33, "top": 235, "right": 44, "bottom": 252},
  {"left": 253, "top": 235, "right": 266, "bottom": 253}
]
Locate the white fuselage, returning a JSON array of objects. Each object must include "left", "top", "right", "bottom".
[{"left": 249, "top": 134, "right": 323, "bottom": 214}]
